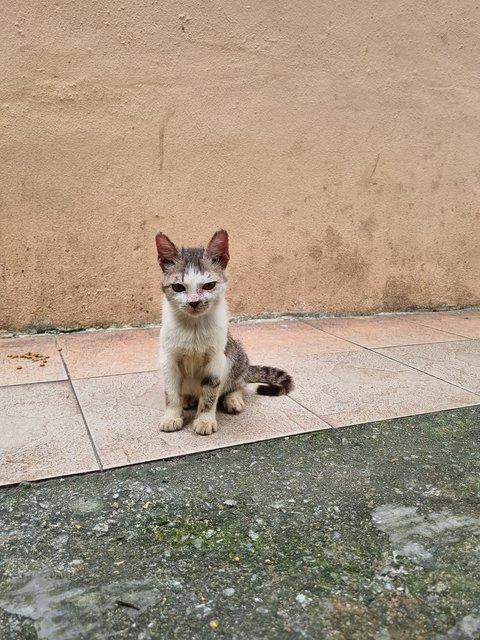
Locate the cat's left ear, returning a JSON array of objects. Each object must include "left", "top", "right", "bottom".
[{"left": 205, "top": 229, "right": 229, "bottom": 269}]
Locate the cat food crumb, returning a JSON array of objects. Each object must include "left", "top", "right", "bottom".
[
  {"left": 16, "top": 366, "right": 22, "bottom": 370},
  {"left": 8, "top": 352, "right": 50, "bottom": 366}
]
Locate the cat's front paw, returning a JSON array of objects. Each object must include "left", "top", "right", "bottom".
[
  {"left": 193, "top": 416, "right": 218, "bottom": 436},
  {"left": 160, "top": 415, "right": 184, "bottom": 432}
]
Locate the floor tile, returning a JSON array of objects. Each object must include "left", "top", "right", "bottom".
[
  {"left": 303, "top": 315, "right": 464, "bottom": 348},
  {"left": 375, "top": 340, "right": 480, "bottom": 395},
  {"left": 0, "top": 382, "right": 99, "bottom": 486},
  {"left": 403, "top": 310, "right": 480, "bottom": 339},
  {"left": 0, "top": 336, "right": 67, "bottom": 387},
  {"left": 230, "top": 320, "right": 360, "bottom": 359},
  {"left": 58, "top": 328, "right": 160, "bottom": 379},
  {"left": 2, "top": 315, "right": 479, "bottom": 487},
  {"left": 73, "top": 372, "right": 328, "bottom": 469},
  {"left": 263, "top": 349, "right": 478, "bottom": 428}
]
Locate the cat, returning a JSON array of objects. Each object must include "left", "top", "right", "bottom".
[{"left": 155, "top": 229, "right": 293, "bottom": 436}]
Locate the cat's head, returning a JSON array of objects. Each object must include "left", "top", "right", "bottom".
[{"left": 155, "top": 229, "right": 229, "bottom": 318}]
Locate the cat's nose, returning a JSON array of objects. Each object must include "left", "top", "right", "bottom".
[{"left": 189, "top": 301, "right": 200, "bottom": 309}]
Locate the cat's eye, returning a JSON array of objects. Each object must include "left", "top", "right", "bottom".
[
  {"left": 171, "top": 283, "right": 186, "bottom": 292},
  {"left": 202, "top": 282, "right": 216, "bottom": 291}
]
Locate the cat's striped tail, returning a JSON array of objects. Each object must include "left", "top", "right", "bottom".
[{"left": 247, "top": 365, "right": 294, "bottom": 396}]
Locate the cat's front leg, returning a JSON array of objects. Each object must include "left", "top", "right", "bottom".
[
  {"left": 160, "top": 362, "right": 184, "bottom": 432},
  {"left": 193, "top": 374, "right": 221, "bottom": 436}
]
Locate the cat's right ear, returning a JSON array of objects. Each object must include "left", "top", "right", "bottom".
[{"left": 155, "top": 233, "right": 179, "bottom": 271}]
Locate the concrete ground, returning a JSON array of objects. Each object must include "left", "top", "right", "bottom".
[{"left": 0, "top": 406, "right": 479, "bottom": 640}]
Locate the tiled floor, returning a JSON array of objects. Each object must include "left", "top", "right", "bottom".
[{"left": 1, "top": 310, "right": 479, "bottom": 486}]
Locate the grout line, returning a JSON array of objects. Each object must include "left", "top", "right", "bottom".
[
  {"left": 370, "top": 338, "right": 471, "bottom": 349},
  {"left": 58, "top": 345, "right": 104, "bottom": 471},
  {"left": 310, "top": 413, "right": 337, "bottom": 429},
  {"left": 56, "top": 336, "right": 71, "bottom": 382},
  {"left": 297, "top": 319, "right": 373, "bottom": 350},
  {"left": 400, "top": 316, "right": 476, "bottom": 339},
  {"left": 0, "top": 368, "right": 160, "bottom": 388},
  {"left": 285, "top": 394, "right": 335, "bottom": 429},
  {"left": 298, "top": 318, "right": 474, "bottom": 350},
  {"left": 68, "top": 368, "right": 159, "bottom": 383},
  {"left": 0, "top": 378, "right": 69, "bottom": 390}
]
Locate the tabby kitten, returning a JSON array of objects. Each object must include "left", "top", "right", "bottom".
[{"left": 155, "top": 229, "right": 293, "bottom": 436}]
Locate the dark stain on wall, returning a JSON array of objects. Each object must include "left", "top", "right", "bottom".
[
  {"left": 324, "top": 226, "right": 343, "bottom": 251},
  {"left": 332, "top": 246, "right": 369, "bottom": 282},
  {"left": 358, "top": 214, "right": 377, "bottom": 240},
  {"left": 308, "top": 245, "right": 323, "bottom": 260},
  {"left": 383, "top": 276, "right": 416, "bottom": 310}
]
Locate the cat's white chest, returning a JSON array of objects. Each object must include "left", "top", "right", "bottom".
[
  {"left": 162, "top": 320, "right": 220, "bottom": 353},
  {"left": 160, "top": 301, "right": 228, "bottom": 380}
]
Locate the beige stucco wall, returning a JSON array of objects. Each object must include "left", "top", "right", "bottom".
[{"left": 1, "top": 0, "right": 479, "bottom": 330}]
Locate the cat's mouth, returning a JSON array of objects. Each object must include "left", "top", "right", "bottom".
[{"left": 184, "top": 304, "right": 207, "bottom": 316}]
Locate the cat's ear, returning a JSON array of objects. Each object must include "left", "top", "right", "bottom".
[
  {"left": 205, "top": 229, "right": 229, "bottom": 269},
  {"left": 155, "top": 232, "right": 179, "bottom": 271}
]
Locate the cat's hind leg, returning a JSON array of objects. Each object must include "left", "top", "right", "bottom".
[{"left": 223, "top": 388, "right": 245, "bottom": 414}]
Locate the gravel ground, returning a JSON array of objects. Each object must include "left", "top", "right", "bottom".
[{"left": 0, "top": 406, "right": 479, "bottom": 640}]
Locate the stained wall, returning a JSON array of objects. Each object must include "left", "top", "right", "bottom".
[{"left": 1, "top": 0, "right": 479, "bottom": 330}]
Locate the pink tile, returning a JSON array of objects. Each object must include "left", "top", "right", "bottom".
[
  {"left": 0, "top": 335, "right": 67, "bottom": 387},
  {"left": 73, "top": 371, "right": 329, "bottom": 469},
  {"left": 58, "top": 328, "right": 160, "bottom": 379},
  {"left": 376, "top": 340, "right": 480, "bottom": 395},
  {"left": 230, "top": 320, "right": 360, "bottom": 360},
  {"left": 0, "top": 382, "right": 99, "bottom": 486},
  {"left": 304, "top": 315, "right": 464, "bottom": 348},
  {"left": 404, "top": 310, "right": 480, "bottom": 339},
  {"left": 263, "top": 349, "right": 478, "bottom": 428}
]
